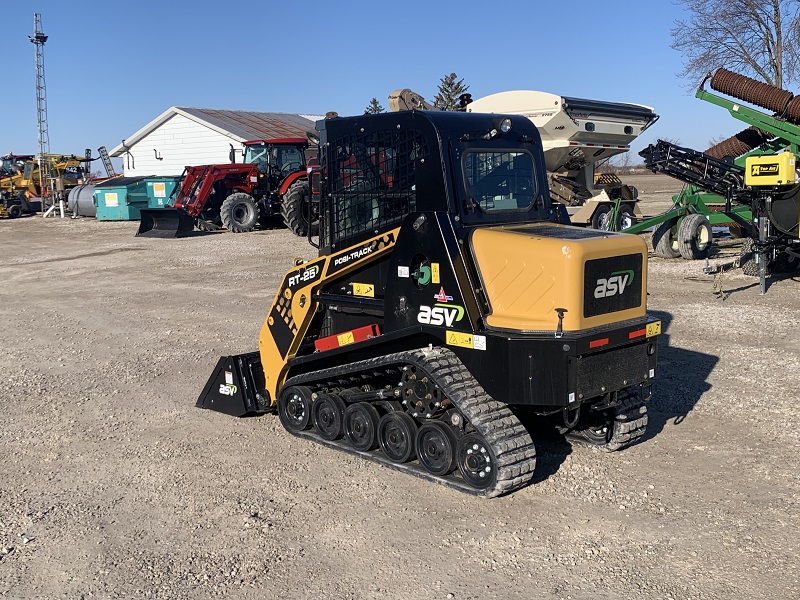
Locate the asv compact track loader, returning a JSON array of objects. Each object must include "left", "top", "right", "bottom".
[{"left": 197, "top": 110, "right": 661, "bottom": 497}]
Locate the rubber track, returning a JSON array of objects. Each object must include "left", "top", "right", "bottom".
[
  {"left": 567, "top": 388, "right": 648, "bottom": 452},
  {"left": 283, "top": 346, "right": 537, "bottom": 497}
]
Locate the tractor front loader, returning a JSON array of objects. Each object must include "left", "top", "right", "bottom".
[
  {"left": 196, "top": 110, "right": 661, "bottom": 497},
  {"left": 137, "top": 138, "right": 310, "bottom": 238}
]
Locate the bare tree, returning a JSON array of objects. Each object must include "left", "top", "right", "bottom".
[{"left": 671, "top": 0, "right": 800, "bottom": 88}]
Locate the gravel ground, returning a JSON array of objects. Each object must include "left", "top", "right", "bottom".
[{"left": 1, "top": 173, "right": 798, "bottom": 599}]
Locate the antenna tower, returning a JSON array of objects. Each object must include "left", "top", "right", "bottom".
[{"left": 29, "top": 13, "right": 58, "bottom": 215}]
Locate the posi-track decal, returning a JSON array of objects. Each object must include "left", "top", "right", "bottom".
[{"left": 326, "top": 232, "right": 396, "bottom": 276}]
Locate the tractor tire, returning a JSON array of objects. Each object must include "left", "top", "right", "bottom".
[
  {"left": 678, "top": 213, "right": 713, "bottom": 260},
  {"left": 7, "top": 204, "right": 22, "bottom": 219},
  {"left": 220, "top": 193, "right": 259, "bottom": 233},
  {"left": 281, "top": 180, "right": 318, "bottom": 237},
  {"left": 651, "top": 217, "right": 680, "bottom": 258}
]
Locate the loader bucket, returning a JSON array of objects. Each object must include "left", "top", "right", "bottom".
[
  {"left": 196, "top": 353, "right": 269, "bottom": 416},
  {"left": 136, "top": 208, "right": 195, "bottom": 238}
]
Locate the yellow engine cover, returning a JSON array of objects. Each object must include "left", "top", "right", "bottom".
[
  {"left": 471, "top": 223, "right": 648, "bottom": 332},
  {"left": 745, "top": 153, "right": 797, "bottom": 186}
]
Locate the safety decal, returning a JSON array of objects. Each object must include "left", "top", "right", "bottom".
[
  {"left": 398, "top": 266, "right": 410, "bottom": 278},
  {"left": 446, "top": 331, "right": 486, "bottom": 351},
  {"left": 646, "top": 321, "right": 661, "bottom": 337},
  {"left": 352, "top": 283, "right": 375, "bottom": 297},
  {"left": 337, "top": 331, "right": 356, "bottom": 346},
  {"left": 431, "top": 263, "right": 440, "bottom": 284}
]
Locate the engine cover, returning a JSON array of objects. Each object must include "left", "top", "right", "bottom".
[{"left": 470, "top": 223, "right": 647, "bottom": 332}]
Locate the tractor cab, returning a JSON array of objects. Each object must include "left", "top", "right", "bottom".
[{"left": 243, "top": 138, "right": 308, "bottom": 191}]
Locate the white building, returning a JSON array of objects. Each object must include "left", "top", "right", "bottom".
[{"left": 110, "top": 107, "right": 322, "bottom": 177}]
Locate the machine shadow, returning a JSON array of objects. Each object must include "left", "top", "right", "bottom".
[
  {"left": 636, "top": 309, "right": 717, "bottom": 442},
  {"left": 520, "top": 309, "right": 718, "bottom": 485}
]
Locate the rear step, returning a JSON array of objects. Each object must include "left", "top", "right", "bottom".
[{"left": 136, "top": 208, "right": 196, "bottom": 238}]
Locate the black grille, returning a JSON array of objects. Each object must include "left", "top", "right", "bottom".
[
  {"left": 583, "top": 253, "right": 642, "bottom": 317},
  {"left": 325, "top": 127, "right": 428, "bottom": 247},
  {"left": 575, "top": 342, "right": 649, "bottom": 399}
]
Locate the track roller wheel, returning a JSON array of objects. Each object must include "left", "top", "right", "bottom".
[
  {"left": 344, "top": 402, "right": 380, "bottom": 451},
  {"left": 416, "top": 421, "right": 457, "bottom": 476},
  {"left": 277, "top": 386, "right": 313, "bottom": 432},
  {"left": 378, "top": 412, "right": 417, "bottom": 463},
  {"left": 312, "top": 393, "right": 346, "bottom": 441},
  {"left": 456, "top": 432, "right": 498, "bottom": 490},
  {"left": 678, "top": 213, "right": 712, "bottom": 260}
]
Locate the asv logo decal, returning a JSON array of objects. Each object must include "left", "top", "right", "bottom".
[
  {"left": 594, "top": 270, "right": 634, "bottom": 298},
  {"left": 418, "top": 303, "right": 465, "bottom": 327},
  {"left": 219, "top": 383, "right": 238, "bottom": 396}
]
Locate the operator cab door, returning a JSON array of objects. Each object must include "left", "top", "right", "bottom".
[{"left": 454, "top": 143, "right": 556, "bottom": 227}]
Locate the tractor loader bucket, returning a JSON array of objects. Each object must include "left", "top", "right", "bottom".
[
  {"left": 196, "top": 352, "right": 269, "bottom": 417},
  {"left": 136, "top": 208, "right": 195, "bottom": 238}
]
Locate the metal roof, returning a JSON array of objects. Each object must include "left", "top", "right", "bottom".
[
  {"left": 179, "top": 107, "right": 320, "bottom": 141},
  {"left": 110, "top": 107, "right": 324, "bottom": 156}
]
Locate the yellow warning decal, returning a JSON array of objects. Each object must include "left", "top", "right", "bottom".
[
  {"left": 446, "top": 331, "right": 486, "bottom": 351},
  {"left": 352, "top": 283, "right": 375, "bottom": 297},
  {"left": 646, "top": 321, "right": 661, "bottom": 337},
  {"left": 337, "top": 331, "right": 355, "bottom": 346},
  {"left": 431, "top": 263, "right": 440, "bottom": 284}
]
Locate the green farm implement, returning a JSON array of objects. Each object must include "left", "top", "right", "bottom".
[{"left": 631, "top": 68, "right": 800, "bottom": 293}]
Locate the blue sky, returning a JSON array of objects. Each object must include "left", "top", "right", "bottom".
[{"left": 1, "top": 1, "right": 770, "bottom": 166}]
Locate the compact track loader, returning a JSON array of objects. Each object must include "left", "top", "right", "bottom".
[{"left": 197, "top": 110, "right": 661, "bottom": 497}]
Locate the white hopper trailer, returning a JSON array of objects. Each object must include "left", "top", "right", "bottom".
[{"left": 467, "top": 91, "right": 658, "bottom": 229}]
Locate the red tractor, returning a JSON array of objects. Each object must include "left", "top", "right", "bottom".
[{"left": 138, "top": 138, "right": 315, "bottom": 237}]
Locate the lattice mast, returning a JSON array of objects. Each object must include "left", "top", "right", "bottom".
[{"left": 29, "top": 13, "right": 53, "bottom": 206}]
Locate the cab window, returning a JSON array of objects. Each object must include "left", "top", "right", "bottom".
[{"left": 464, "top": 150, "right": 536, "bottom": 212}]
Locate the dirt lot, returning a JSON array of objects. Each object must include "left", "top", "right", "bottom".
[{"left": 1, "top": 173, "right": 798, "bottom": 599}]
